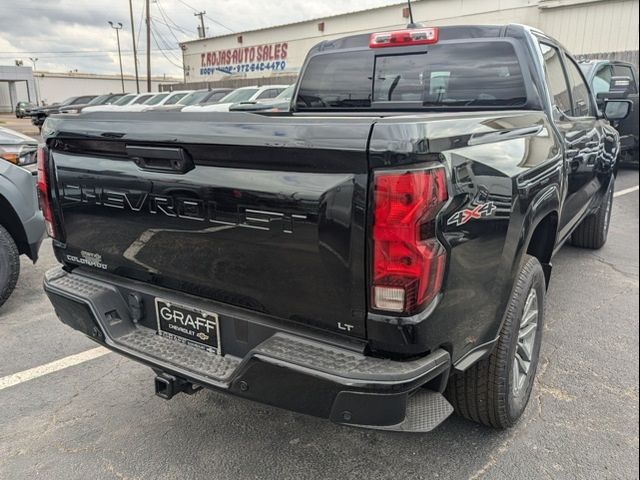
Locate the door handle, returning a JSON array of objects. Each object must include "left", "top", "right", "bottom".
[{"left": 126, "top": 145, "right": 194, "bottom": 174}]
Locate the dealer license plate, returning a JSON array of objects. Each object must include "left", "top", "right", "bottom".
[{"left": 155, "top": 298, "right": 221, "bottom": 354}]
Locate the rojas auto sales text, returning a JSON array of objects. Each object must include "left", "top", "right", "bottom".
[{"left": 199, "top": 42, "right": 288, "bottom": 75}]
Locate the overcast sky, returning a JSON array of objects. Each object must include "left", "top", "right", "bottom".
[{"left": 0, "top": 0, "right": 401, "bottom": 77}]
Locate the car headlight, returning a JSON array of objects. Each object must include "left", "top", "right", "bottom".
[{"left": 0, "top": 146, "right": 38, "bottom": 167}]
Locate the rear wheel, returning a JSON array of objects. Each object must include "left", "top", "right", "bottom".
[
  {"left": 0, "top": 225, "right": 20, "bottom": 308},
  {"left": 571, "top": 180, "right": 614, "bottom": 250},
  {"left": 446, "top": 255, "right": 545, "bottom": 429}
]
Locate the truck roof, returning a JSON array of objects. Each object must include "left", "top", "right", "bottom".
[{"left": 310, "top": 24, "right": 537, "bottom": 54}]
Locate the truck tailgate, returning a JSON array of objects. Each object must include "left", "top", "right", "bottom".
[{"left": 46, "top": 112, "right": 373, "bottom": 338}]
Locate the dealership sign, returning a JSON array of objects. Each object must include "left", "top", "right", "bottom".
[{"left": 199, "top": 42, "right": 289, "bottom": 76}]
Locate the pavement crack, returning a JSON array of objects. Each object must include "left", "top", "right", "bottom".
[{"left": 588, "top": 253, "right": 639, "bottom": 281}]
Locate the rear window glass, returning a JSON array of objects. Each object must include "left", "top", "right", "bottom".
[
  {"left": 143, "top": 94, "right": 168, "bottom": 105},
  {"left": 179, "top": 91, "right": 209, "bottom": 105},
  {"left": 205, "top": 91, "right": 230, "bottom": 103},
  {"left": 114, "top": 94, "right": 136, "bottom": 105},
  {"left": 297, "top": 52, "right": 374, "bottom": 108},
  {"left": 133, "top": 94, "right": 154, "bottom": 104},
  {"left": 220, "top": 89, "right": 259, "bottom": 103},
  {"left": 297, "top": 41, "right": 527, "bottom": 109},
  {"left": 164, "top": 93, "right": 187, "bottom": 105}
]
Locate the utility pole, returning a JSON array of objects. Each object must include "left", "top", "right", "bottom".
[
  {"left": 194, "top": 11, "right": 206, "bottom": 39},
  {"left": 128, "top": 0, "right": 140, "bottom": 93},
  {"left": 108, "top": 21, "right": 125, "bottom": 93},
  {"left": 29, "top": 57, "right": 40, "bottom": 105},
  {"left": 146, "top": 0, "right": 151, "bottom": 92},
  {"left": 180, "top": 44, "right": 187, "bottom": 84}
]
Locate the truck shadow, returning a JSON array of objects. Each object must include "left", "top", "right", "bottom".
[{"left": 137, "top": 384, "right": 517, "bottom": 480}]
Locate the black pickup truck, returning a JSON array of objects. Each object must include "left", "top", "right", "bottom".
[
  {"left": 41, "top": 25, "right": 631, "bottom": 432},
  {"left": 580, "top": 60, "right": 639, "bottom": 165}
]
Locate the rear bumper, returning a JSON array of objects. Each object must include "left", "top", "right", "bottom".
[{"left": 44, "top": 266, "right": 453, "bottom": 432}]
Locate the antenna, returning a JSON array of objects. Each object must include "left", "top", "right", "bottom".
[{"left": 406, "top": 0, "right": 423, "bottom": 28}]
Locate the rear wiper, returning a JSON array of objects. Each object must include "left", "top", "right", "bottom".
[{"left": 387, "top": 75, "right": 401, "bottom": 101}]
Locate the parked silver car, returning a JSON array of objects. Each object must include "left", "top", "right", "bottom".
[{"left": 0, "top": 127, "right": 45, "bottom": 307}]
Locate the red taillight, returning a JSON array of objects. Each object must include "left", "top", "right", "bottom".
[
  {"left": 369, "top": 27, "right": 439, "bottom": 49},
  {"left": 37, "top": 146, "right": 57, "bottom": 239},
  {"left": 372, "top": 167, "right": 448, "bottom": 313}
]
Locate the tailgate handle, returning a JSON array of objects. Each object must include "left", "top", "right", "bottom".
[{"left": 126, "top": 145, "right": 194, "bottom": 174}]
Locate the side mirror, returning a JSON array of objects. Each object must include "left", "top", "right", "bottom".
[
  {"left": 609, "top": 75, "right": 633, "bottom": 97},
  {"left": 603, "top": 99, "right": 632, "bottom": 121}
]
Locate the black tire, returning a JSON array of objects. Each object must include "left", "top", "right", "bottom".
[
  {"left": 571, "top": 180, "right": 614, "bottom": 250},
  {"left": 445, "top": 255, "right": 545, "bottom": 429},
  {"left": 0, "top": 225, "right": 20, "bottom": 308}
]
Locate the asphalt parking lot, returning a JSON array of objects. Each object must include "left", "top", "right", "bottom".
[{"left": 0, "top": 116, "right": 638, "bottom": 479}]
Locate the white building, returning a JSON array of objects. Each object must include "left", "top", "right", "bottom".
[
  {"left": 0, "top": 66, "right": 38, "bottom": 113},
  {"left": 180, "top": 0, "right": 639, "bottom": 86},
  {"left": 0, "top": 70, "right": 180, "bottom": 112}
]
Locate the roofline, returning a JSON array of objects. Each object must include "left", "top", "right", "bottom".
[{"left": 31, "top": 70, "right": 181, "bottom": 82}]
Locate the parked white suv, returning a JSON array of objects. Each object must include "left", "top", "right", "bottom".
[
  {"left": 126, "top": 91, "right": 193, "bottom": 112},
  {"left": 182, "top": 86, "right": 288, "bottom": 112},
  {"left": 82, "top": 93, "right": 154, "bottom": 113}
]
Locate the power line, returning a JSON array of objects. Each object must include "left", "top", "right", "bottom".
[
  {"left": 0, "top": 49, "right": 161, "bottom": 54},
  {"left": 136, "top": 0, "right": 146, "bottom": 51},
  {"left": 150, "top": 27, "right": 183, "bottom": 69},
  {"left": 155, "top": 0, "right": 193, "bottom": 35},
  {"left": 0, "top": 48, "right": 179, "bottom": 56},
  {"left": 152, "top": 29, "right": 182, "bottom": 62},
  {"left": 174, "top": 0, "right": 235, "bottom": 33},
  {"left": 156, "top": 4, "right": 184, "bottom": 43},
  {"left": 151, "top": 15, "right": 191, "bottom": 36}
]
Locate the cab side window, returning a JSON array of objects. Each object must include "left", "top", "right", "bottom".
[
  {"left": 539, "top": 43, "right": 572, "bottom": 117},
  {"left": 612, "top": 65, "right": 638, "bottom": 93},
  {"left": 564, "top": 57, "right": 593, "bottom": 117},
  {"left": 592, "top": 65, "right": 612, "bottom": 95}
]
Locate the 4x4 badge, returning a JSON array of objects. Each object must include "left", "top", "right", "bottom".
[{"left": 448, "top": 202, "right": 497, "bottom": 227}]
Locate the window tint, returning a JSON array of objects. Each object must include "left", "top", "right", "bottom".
[
  {"left": 133, "top": 94, "right": 154, "bottom": 104},
  {"left": 565, "top": 57, "right": 593, "bottom": 117},
  {"left": 612, "top": 65, "right": 638, "bottom": 93},
  {"left": 297, "top": 43, "right": 526, "bottom": 110},
  {"left": 220, "top": 88, "right": 259, "bottom": 103},
  {"left": 540, "top": 43, "right": 572, "bottom": 116},
  {"left": 178, "top": 91, "right": 208, "bottom": 105},
  {"left": 205, "top": 91, "right": 230, "bottom": 103},
  {"left": 72, "top": 96, "right": 95, "bottom": 105},
  {"left": 86, "top": 94, "right": 111, "bottom": 106},
  {"left": 257, "top": 89, "right": 280, "bottom": 100},
  {"left": 114, "top": 94, "right": 136, "bottom": 105},
  {"left": 276, "top": 85, "right": 295, "bottom": 100},
  {"left": 375, "top": 43, "right": 527, "bottom": 107},
  {"left": 143, "top": 94, "right": 168, "bottom": 105},
  {"left": 164, "top": 93, "right": 187, "bottom": 105},
  {"left": 297, "top": 51, "right": 374, "bottom": 109},
  {"left": 592, "top": 65, "right": 612, "bottom": 95}
]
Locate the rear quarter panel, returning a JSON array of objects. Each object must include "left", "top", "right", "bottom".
[{"left": 367, "top": 111, "right": 563, "bottom": 361}]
